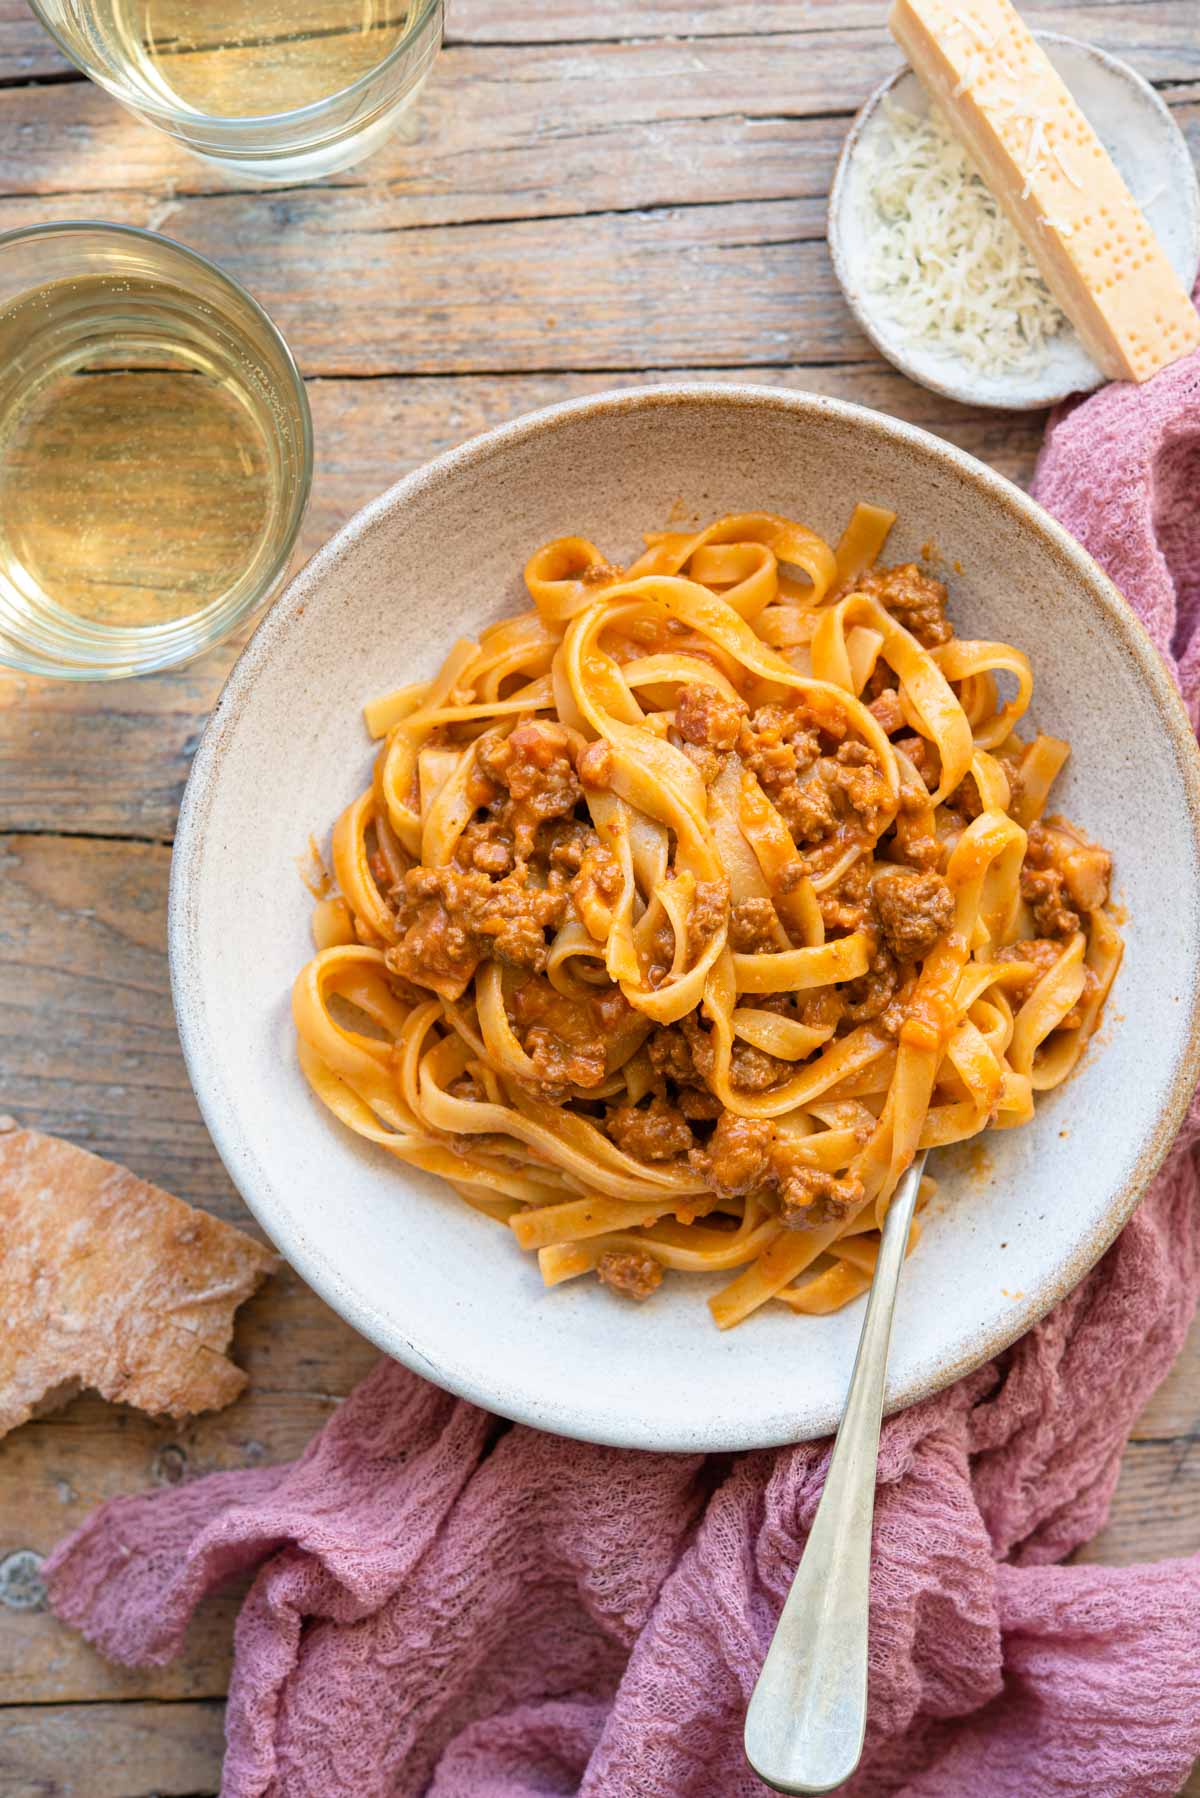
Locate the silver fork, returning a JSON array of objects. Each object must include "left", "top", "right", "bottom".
[{"left": 743, "top": 1151, "right": 928, "bottom": 1795}]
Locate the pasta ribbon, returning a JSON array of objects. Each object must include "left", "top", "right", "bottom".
[{"left": 292, "top": 510, "right": 1123, "bottom": 1328}]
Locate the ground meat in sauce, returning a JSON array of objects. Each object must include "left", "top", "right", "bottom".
[
  {"left": 475, "top": 721, "right": 584, "bottom": 856},
  {"left": 772, "top": 1157, "right": 866, "bottom": 1230},
  {"left": 895, "top": 734, "right": 939, "bottom": 791},
  {"left": 856, "top": 563, "right": 953, "bottom": 648},
  {"left": 643, "top": 1031, "right": 724, "bottom": 1117},
  {"left": 682, "top": 1015, "right": 792, "bottom": 1094},
  {"left": 606, "top": 1097, "right": 693, "bottom": 1162},
  {"left": 994, "top": 937, "right": 1095, "bottom": 1029},
  {"left": 832, "top": 740, "right": 891, "bottom": 833},
  {"left": 675, "top": 682, "right": 746, "bottom": 750},
  {"left": 580, "top": 556, "right": 623, "bottom": 586},
  {"left": 454, "top": 819, "right": 516, "bottom": 877},
  {"left": 676, "top": 739, "right": 723, "bottom": 786},
  {"left": 691, "top": 1113, "right": 773, "bottom": 1197},
  {"left": 1025, "top": 820, "right": 1111, "bottom": 912},
  {"left": 994, "top": 937, "right": 1066, "bottom": 1006},
  {"left": 388, "top": 865, "right": 568, "bottom": 998},
  {"left": 782, "top": 775, "right": 840, "bottom": 843},
  {"left": 863, "top": 662, "right": 898, "bottom": 704},
  {"left": 691, "top": 1115, "right": 865, "bottom": 1227},
  {"left": 873, "top": 866, "right": 955, "bottom": 962},
  {"left": 570, "top": 840, "right": 623, "bottom": 933},
  {"left": 647, "top": 1023, "right": 697, "bottom": 1086},
  {"left": 542, "top": 819, "right": 597, "bottom": 876},
  {"left": 577, "top": 738, "right": 614, "bottom": 790},
  {"left": 596, "top": 1248, "right": 663, "bottom": 1302},
  {"left": 1020, "top": 866, "right": 1079, "bottom": 938},
  {"left": 730, "top": 1042, "right": 795, "bottom": 1092},
  {"left": 993, "top": 740, "right": 1026, "bottom": 804},
  {"left": 509, "top": 979, "right": 633, "bottom": 1091},
  {"left": 645, "top": 1017, "right": 790, "bottom": 1100},
  {"left": 949, "top": 773, "right": 984, "bottom": 821},
  {"left": 737, "top": 703, "right": 890, "bottom": 849},
  {"left": 798, "top": 987, "right": 845, "bottom": 1033},
  {"left": 676, "top": 1084, "right": 723, "bottom": 1119},
  {"left": 879, "top": 974, "right": 920, "bottom": 1038},
  {"left": 448, "top": 1070, "right": 486, "bottom": 1103},
  {"left": 738, "top": 707, "right": 830, "bottom": 840},
  {"left": 868, "top": 688, "right": 905, "bottom": 735},
  {"left": 889, "top": 812, "right": 944, "bottom": 872},
  {"left": 816, "top": 855, "right": 873, "bottom": 931},
  {"left": 643, "top": 912, "right": 677, "bottom": 989},
  {"left": 689, "top": 880, "right": 729, "bottom": 952},
  {"left": 842, "top": 944, "right": 902, "bottom": 1023},
  {"left": 729, "top": 896, "right": 781, "bottom": 952}
]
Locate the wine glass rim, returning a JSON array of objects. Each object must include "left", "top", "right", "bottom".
[{"left": 26, "top": 0, "right": 442, "bottom": 133}]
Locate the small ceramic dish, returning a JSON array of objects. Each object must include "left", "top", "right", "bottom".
[
  {"left": 170, "top": 385, "right": 1200, "bottom": 1452},
  {"left": 829, "top": 33, "right": 1200, "bottom": 411}
]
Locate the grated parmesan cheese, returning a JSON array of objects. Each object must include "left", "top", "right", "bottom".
[{"left": 858, "top": 99, "right": 1069, "bottom": 373}]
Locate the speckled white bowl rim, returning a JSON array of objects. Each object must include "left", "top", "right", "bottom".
[
  {"left": 169, "top": 383, "right": 1200, "bottom": 1451},
  {"left": 828, "top": 33, "right": 1200, "bottom": 411}
]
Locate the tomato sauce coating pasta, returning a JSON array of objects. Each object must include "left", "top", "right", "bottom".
[{"left": 292, "top": 508, "right": 1123, "bottom": 1327}]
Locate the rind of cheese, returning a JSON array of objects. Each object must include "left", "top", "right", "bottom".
[{"left": 888, "top": 0, "right": 1200, "bottom": 383}]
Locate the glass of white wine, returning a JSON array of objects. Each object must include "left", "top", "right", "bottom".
[
  {"left": 27, "top": 0, "right": 443, "bottom": 183},
  {"left": 0, "top": 222, "right": 311, "bottom": 680}
]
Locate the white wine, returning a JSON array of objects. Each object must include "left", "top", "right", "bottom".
[
  {"left": 34, "top": 0, "right": 442, "bottom": 182},
  {"left": 93, "top": 0, "right": 415, "bottom": 117},
  {"left": 0, "top": 271, "right": 281, "bottom": 631}
]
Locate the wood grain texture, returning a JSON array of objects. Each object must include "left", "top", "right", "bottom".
[
  {"left": 8, "top": 40, "right": 1193, "bottom": 207},
  {"left": 0, "top": 119, "right": 1194, "bottom": 379},
  {"left": 2, "top": 0, "right": 1198, "bottom": 1787},
  {"left": 1078, "top": 1435, "right": 1200, "bottom": 1568},
  {"left": 3, "top": 0, "right": 1199, "bottom": 69},
  {"left": 0, "top": 1701, "right": 226, "bottom": 1796}
]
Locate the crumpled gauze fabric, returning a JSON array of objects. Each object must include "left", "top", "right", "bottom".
[{"left": 45, "top": 334, "right": 1200, "bottom": 1798}]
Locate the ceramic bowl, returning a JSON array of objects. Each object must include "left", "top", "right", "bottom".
[
  {"left": 169, "top": 385, "right": 1200, "bottom": 1451},
  {"left": 829, "top": 34, "right": 1200, "bottom": 410}
]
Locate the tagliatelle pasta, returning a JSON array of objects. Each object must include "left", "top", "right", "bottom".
[{"left": 292, "top": 507, "right": 1123, "bottom": 1328}]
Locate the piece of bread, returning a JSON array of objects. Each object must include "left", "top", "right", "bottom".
[{"left": 0, "top": 1117, "right": 276, "bottom": 1437}]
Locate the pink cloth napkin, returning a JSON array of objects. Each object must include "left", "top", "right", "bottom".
[{"left": 46, "top": 342, "right": 1200, "bottom": 1798}]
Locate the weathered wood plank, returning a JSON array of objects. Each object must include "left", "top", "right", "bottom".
[
  {"left": 0, "top": 76, "right": 1191, "bottom": 378},
  {"left": 0, "top": 364, "right": 1046, "bottom": 840},
  {"left": 0, "top": 1389, "right": 343, "bottom": 1557},
  {"left": 3, "top": 0, "right": 1196, "bottom": 77},
  {"left": 1133, "top": 1309, "right": 1200, "bottom": 1444},
  {"left": 0, "top": 1701, "right": 225, "bottom": 1797},
  {"left": 0, "top": 834, "right": 228, "bottom": 1202},
  {"left": 447, "top": 0, "right": 1200, "bottom": 67},
  {"left": 2, "top": 1600, "right": 239, "bottom": 1708},
  {"left": 0, "top": 40, "right": 869, "bottom": 208},
  {"left": 1077, "top": 1435, "right": 1200, "bottom": 1568},
  {"left": 2, "top": 50, "right": 1192, "bottom": 238},
  {"left": 0, "top": 191, "right": 850, "bottom": 376}
]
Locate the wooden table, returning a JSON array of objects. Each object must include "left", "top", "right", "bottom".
[{"left": 1, "top": 2, "right": 1198, "bottom": 1790}]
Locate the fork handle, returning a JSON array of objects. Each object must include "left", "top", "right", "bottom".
[{"left": 743, "top": 1153, "right": 927, "bottom": 1795}]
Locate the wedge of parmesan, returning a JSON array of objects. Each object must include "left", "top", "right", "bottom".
[{"left": 889, "top": 0, "right": 1200, "bottom": 383}]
